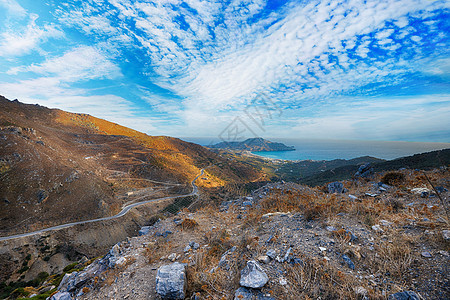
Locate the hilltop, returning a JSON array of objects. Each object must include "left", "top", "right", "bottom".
[{"left": 210, "top": 138, "right": 295, "bottom": 152}]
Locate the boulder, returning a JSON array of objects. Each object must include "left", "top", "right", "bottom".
[
  {"left": 387, "top": 291, "right": 420, "bottom": 300},
  {"left": 48, "top": 292, "right": 72, "bottom": 300},
  {"left": 138, "top": 226, "right": 151, "bottom": 236},
  {"left": 355, "top": 163, "right": 373, "bottom": 178},
  {"left": 240, "top": 260, "right": 269, "bottom": 288},
  {"left": 327, "top": 182, "right": 344, "bottom": 194},
  {"left": 155, "top": 262, "right": 186, "bottom": 299}
]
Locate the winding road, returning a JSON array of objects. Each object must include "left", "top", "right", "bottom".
[{"left": 0, "top": 168, "right": 205, "bottom": 242}]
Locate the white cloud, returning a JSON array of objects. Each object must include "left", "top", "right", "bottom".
[
  {"left": 289, "top": 95, "right": 450, "bottom": 141},
  {"left": 0, "top": 0, "right": 26, "bottom": 17},
  {"left": 7, "top": 45, "right": 122, "bottom": 81},
  {"left": 0, "top": 14, "right": 63, "bottom": 57}
]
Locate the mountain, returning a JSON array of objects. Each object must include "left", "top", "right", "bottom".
[
  {"left": 297, "top": 148, "right": 450, "bottom": 186},
  {"left": 210, "top": 137, "right": 295, "bottom": 152},
  {"left": 0, "top": 96, "right": 262, "bottom": 236}
]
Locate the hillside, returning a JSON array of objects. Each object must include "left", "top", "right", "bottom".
[
  {"left": 5, "top": 167, "right": 448, "bottom": 300},
  {"left": 298, "top": 149, "right": 450, "bottom": 186},
  {"left": 210, "top": 138, "right": 295, "bottom": 152}
]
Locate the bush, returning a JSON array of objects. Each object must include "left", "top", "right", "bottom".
[{"left": 381, "top": 172, "right": 405, "bottom": 186}]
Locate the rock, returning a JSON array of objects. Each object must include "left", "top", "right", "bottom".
[
  {"left": 48, "top": 292, "right": 72, "bottom": 300},
  {"left": 438, "top": 250, "right": 449, "bottom": 256},
  {"left": 37, "top": 190, "right": 48, "bottom": 203},
  {"left": 380, "top": 220, "right": 392, "bottom": 226},
  {"left": 240, "top": 260, "right": 269, "bottom": 288},
  {"left": 348, "top": 194, "right": 358, "bottom": 200},
  {"left": 355, "top": 163, "right": 373, "bottom": 178},
  {"left": 353, "top": 286, "right": 367, "bottom": 296},
  {"left": 279, "top": 277, "right": 287, "bottom": 286},
  {"left": 411, "top": 187, "right": 431, "bottom": 195},
  {"left": 138, "top": 226, "right": 151, "bottom": 236},
  {"left": 234, "top": 287, "right": 253, "bottom": 300},
  {"left": 266, "top": 249, "right": 276, "bottom": 260},
  {"left": 168, "top": 253, "right": 177, "bottom": 261},
  {"left": 421, "top": 251, "right": 432, "bottom": 258},
  {"left": 189, "top": 241, "right": 200, "bottom": 250},
  {"left": 242, "top": 201, "right": 253, "bottom": 207},
  {"left": 442, "top": 230, "right": 450, "bottom": 241},
  {"left": 371, "top": 225, "right": 384, "bottom": 233},
  {"left": 326, "top": 226, "right": 337, "bottom": 232},
  {"left": 387, "top": 290, "right": 420, "bottom": 300},
  {"left": 283, "top": 247, "right": 293, "bottom": 263},
  {"left": 319, "top": 247, "right": 327, "bottom": 252},
  {"left": 155, "top": 262, "right": 186, "bottom": 299},
  {"left": 342, "top": 254, "right": 355, "bottom": 270},
  {"left": 327, "top": 182, "right": 344, "bottom": 194},
  {"left": 183, "top": 245, "right": 191, "bottom": 252},
  {"left": 435, "top": 186, "right": 448, "bottom": 193},
  {"left": 365, "top": 193, "right": 378, "bottom": 197},
  {"left": 219, "top": 246, "right": 237, "bottom": 270},
  {"left": 257, "top": 255, "right": 270, "bottom": 264}
]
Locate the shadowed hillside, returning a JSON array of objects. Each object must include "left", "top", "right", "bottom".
[{"left": 0, "top": 96, "right": 262, "bottom": 236}]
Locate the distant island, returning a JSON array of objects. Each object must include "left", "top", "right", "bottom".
[{"left": 210, "top": 137, "right": 295, "bottom": 152}]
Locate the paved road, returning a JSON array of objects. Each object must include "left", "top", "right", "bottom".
[{"left": 0, "top": 168, "right": 205, "bottom": 242}]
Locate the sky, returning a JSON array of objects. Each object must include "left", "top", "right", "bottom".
[{"left": 0, "top": 0, "right": 449, "bottom": 143}]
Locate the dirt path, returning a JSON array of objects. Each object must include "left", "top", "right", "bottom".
[{"left": 0, "top": 169, "right": 205, "bottom": 241}]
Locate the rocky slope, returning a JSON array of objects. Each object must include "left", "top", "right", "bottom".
[{"left": 13, "top": 167, "right": 448, "bottom": 299}]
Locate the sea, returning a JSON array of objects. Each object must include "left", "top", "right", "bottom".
[{"left": 181, "top": 137, "right": 450, "bottom": 161}]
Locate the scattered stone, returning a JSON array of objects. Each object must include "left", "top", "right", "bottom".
[
  {"left": 435, "top": 186, "right": 448, "bottom": 193},
  {"left": 155, "top": 262, "right": 186, "bottom": 300},
  {"left": 189, "top": 241, "right": 200, "bottom": 250},
  {"left": 219, "top": 246, "right": 237, "bottom": 270},
  {"left": 319, "top": 247, "right": 326, "bottom": 252},
  {"left": 239, "top": 260, "right": 269, "bottom": 288},
  {"left": 279, "top": 277, "right": 287, "bottom": 286},
  {"left": 326, "top": 226, "right": 337, "bottom": 232},
  {"left": 379, "top": 220, "right": 392, "bottom": 226},
  {"left": 421, "top": 251, "right": 432, "bottom": 258},
  {"left": 184, "top": 245, "right": 191, "bottom": 253},
  {"left": 442, "top": 230, "right": 450, "bottom": 241},
  {"left": 411, "top": 187, "right": 431, "bottom": 195},
  {"left": 37, "top": 190, "right": 48, "bottom": 203},
  {"left": 257, "top": 255, "right": 270, "bottom": 264},
  {"left": 348, "top": 194, "right": 358, "bottom": 200},
  {"left": 327, "top": 182, "right": 344, "bottom": 194},
  {"left": 355, "top": 163, "right": 373, "bottom": 178},
  {"left": 242, "top": 200, "right": 253, "bottom": 207},
  {"left": 438, "top": 250, "right": 449, "bottom": 256},
  {"left": 234, "top": 287, "right": 253, "bottom": 300},
  {"left": 387, "top": 290, "right": 420, "bottom": 300},
  {"left": 138, "top": 226, "right": 151, "bottom": 236},
  {"left": 365, "top": 193, "right": 378, "bottom": 197},
  {"left": 371, "top": 225, "right": 384, "bottom": 233},
  {"left": 266, "top": 249, "right": 276, "bottom": 259},
  {"left": 353, "top": 286, "right": 367, "bottom": 296},
  {"left": 342, "top": 254, "right": 355, "bottom": 270},
  {"left": 48, "top": 291, "right": 72, "bottom": 300},
  {"left": 168, "top": 253, "right": 177, "bottom": 261}
]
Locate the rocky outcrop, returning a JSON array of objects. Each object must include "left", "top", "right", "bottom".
[
  {"left": 327, "top": 182, "right": 344, "bottom": 193},
  {"left": 155, "top": 262, "right": 187, "bottom": 299}
]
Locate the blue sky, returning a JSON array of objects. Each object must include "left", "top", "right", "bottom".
[{"left": 0, "top": 0, "right": 449, "bottom": 142}]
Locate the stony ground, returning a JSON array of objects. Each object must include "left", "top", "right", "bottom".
[{"left": 23, "top": 168, "right": 450, "bottom": 299}]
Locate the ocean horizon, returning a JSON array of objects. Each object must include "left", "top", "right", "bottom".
[{"left": 181, "top": 137, "right": 450, "bottom": 161}]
